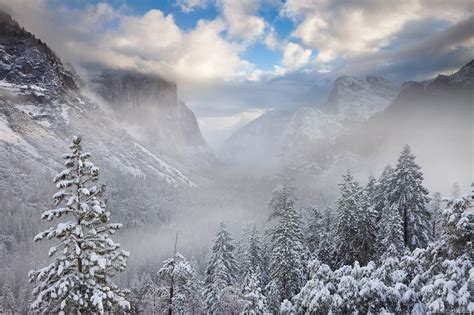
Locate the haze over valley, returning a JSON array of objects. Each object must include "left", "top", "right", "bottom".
[{"left": 0, "top": 1, "right": 472, "bottom": 313}]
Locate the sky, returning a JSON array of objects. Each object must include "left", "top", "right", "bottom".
[{"left": 1, "top": 0, "right": 473, "bottom": 146}]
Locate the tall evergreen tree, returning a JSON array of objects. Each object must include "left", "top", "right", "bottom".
[
  {"left": 315, "top": 208, "right": 336, "bottom": 266},
  {"left": 156, "top": 252, "right": 197, "bottom": 314},
  {"left": 269, "top": 186, "right": 307, "bottom": 301},
  {"left": 187, "top": 257, "right": 205, "bottom": 314},
  {"left": 242, "top": 270, "right": 268, "bottom": 314},
  {"left": 388, "top": 145, "right": 431, "bottom": 250},
  {"left": 334, "top": 170, "right": 363, "bottom": 267},
  {"left": 29, "top": 136, "right": 130, "bottom": 313},
  {"left": 1, "top": 282, "right": 16, "bottom": 313},
  {"left": 204, "top": 222, "right": 239, "bottom": 313},
  {"left": 240, "top": 225, "right": 266, "bottom": 286},
  {"left": 373, "top": 165, "right": 394, "bottom": 220},
  {"left": 264, "top": 280, "right": 281, "bottom": 314},
  {"left": 268, "top": 184, "right": 296, "bottom": 220},
  {"left": 357, "top": 177, "right": 379, "bottom": 264},
  {"left": 304, "top": 206, "right": 324, "bottom": 255},
  {"left": 376, "top": 203, "right": 405, "bottom": 258}
]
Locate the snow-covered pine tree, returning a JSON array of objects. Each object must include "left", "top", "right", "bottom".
[
  {"left": 29, "top": 136, "right": 130, "bottom": 314},
  {"left": 388, "top": 145, "right": 431, "bottom": 250},
  {"left": 156, "top": 252, "right": 196, "bottom": 314},
  {"left": 264, "top": 279, "right": 281, "bottom": 314},
  {"left": 418, "top": 193, "right": 473, "bottom": 312},
  {"left": 439, "top": 193, "right": 473, "bottom": 256},
  {"left": 430, "top": 192, "right": 442, "bottom": 239},
  {"left": 269, "top": 185, "right": 307, "bottom": 301},
  {"left": 293, "top": 259, "right": 334, "bottom": 313},
  {"left": 334, "top": 170, "right": 363, "bottom": 267},
  {"left": 365, "top": 175, "right": 377, "bottom": 208},
  {"left": 373, "top": 165, "right": 394, "bottom": 220},
  {"left": 268, "top": 184, "right": 296, "bottom": 220},
  {"left": 240, "top": 225, "right": 266, "bottom": 286},
  {"left": 357, "top": 177, "right": 379, "bottom": 265},
  {"left": 1, "top": 281, "right": 16, "bottom": 313},
  {"left": 376, "top": 203, "right": 405, "bottom": 259},
  {"left": 235, "top": 224, "right": 252, "bottom": 278},
  {"left": 316, "top": 208, "right": 336, "bottom": 266},
  {"left": 280, "top": 299, "right": 296, "bottom": 314},
  {"left": 204, "top": 222, "right": 240, "bottom": 313},
  {"left": 242, "top": 270, "right": 268, "bottom": 314},
  {"left": 186, "top": 257, "right": 205, "bottom": 314},
  {"left": 304, "top": 206, "right": 323, "bottom": 255},
  {"left": 16, "top": 284, "right": 31, "bottom": 314},
  {"left": 129, "top": 272, "right": 156, "bottom": 314}
]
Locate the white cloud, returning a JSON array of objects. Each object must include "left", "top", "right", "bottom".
[
  {"left": 110, "top": 10, "right": 182, "bottom": 58},
  {"left": 218, "top": 0, "right": 266, "bottom": 41},
  {"left": 264, "top": 26, "right": 282, "bottom": 50},
  {"left": 283, "top": 0, "right": 473, "bottom": 63},
  {"left": 1, "top": 1, "right": 255, "bottom": 83},
  {"left": 176, "top": 0, "right": 209, "bottom": 13},
  {"left": 282, "top": 42, "right": 312, "bottom": 71}
]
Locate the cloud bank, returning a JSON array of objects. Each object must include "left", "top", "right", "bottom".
[{"left": 1, "top": 0, "right": 472, "bottom": 146}]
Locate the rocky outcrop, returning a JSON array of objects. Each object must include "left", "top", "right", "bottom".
[
  {"left": 322, "top": 75, "right": 399, "bottom": 121},
  {"left": 0, "top": 10, "right": 77, "bottom": 96},
  {"left": 91, "top": 69, "right": 207, "bottom": 151},
  {"left": 0, "top": 10, "right": 197, "bottom": 190}
]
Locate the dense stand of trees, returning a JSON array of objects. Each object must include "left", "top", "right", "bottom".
[
  {"left": 0, "top": 140, "right": 472, "bottom": 314},
  {"left": 123, "top": 145, "right": 471, "bottom": 314}
]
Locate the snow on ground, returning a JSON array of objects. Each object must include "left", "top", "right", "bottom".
[
  {"left": 0, "top": 79, "right": 21, "bottom": 93},
  {"left": 0, "top": 80, "right": 47, "bottom": 96},
  {"left": 0, "top": 113, "right": 41, "bottom": 158},
  {"left": 15, "top": 104, "right": 44, "bottom": 117},
  {"left": 134, "top": 142, "right": 197, "bottom": 188},
  {"left": 61, "top": 104, "right": 70, "bottom": 125},
  {"left": 108, "top": 155, "right": 143, "bottom": 177}
]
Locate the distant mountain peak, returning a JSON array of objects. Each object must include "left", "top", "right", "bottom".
[{"left": 324, "top": 74, "right": 399, "bottom": 122}]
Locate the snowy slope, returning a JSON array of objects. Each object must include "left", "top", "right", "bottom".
[{"left": 0, "top": 11, "right": 196, "bottom": 191}]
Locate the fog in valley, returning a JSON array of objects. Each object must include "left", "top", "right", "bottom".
[{"left": 0, "top": 1, "right": 472, "bottom": 314}]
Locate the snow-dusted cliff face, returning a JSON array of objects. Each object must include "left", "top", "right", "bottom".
[
  {"left": 0, "top": 11, "right": 77, "bottom": 96},
  {"left": 0, "top": 11, "right": 197, "bottom": 197},
  {"left": 323, "top": 75, "right": 399, "bottom": 121},
  {"left": 91, "top": 69, "right": 207, "bottom": 150}
]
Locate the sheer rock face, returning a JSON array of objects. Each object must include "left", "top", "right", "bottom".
[
  {"left": 323, "top": 75, "right": 399, "bottom": 122},
  {"left": 91, "top": 69, "right": 207, "bottom": 150},
  {"left": 0, "top": 10, "right": 197, "bottom": 193}
]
